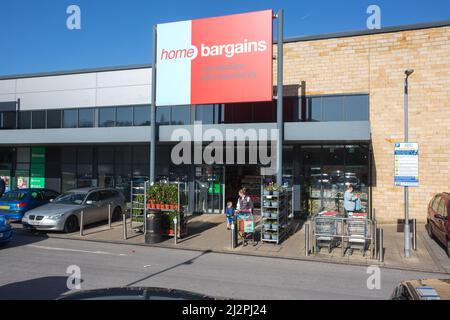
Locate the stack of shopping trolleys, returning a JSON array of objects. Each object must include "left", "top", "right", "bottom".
[{"left": 314, "top": 211, "right": 341, "bottom": 253}]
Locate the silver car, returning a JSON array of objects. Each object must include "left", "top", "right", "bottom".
[{"left": 22, "top": 187, "right": 126, "bottom": 233}]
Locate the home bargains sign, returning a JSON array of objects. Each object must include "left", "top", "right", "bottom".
[{"left": 156, "top": 10, "right": 273, "bottom": 106}]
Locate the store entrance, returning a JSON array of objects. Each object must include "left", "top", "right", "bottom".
[
  {"left": 194, "top": 165, "right": 225, "bottom": 214},
  {"left": 225, "top": 165, "right": 261, "bottom": 210}
]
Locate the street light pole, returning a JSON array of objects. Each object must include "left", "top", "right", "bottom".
[{"left": 403, "top": 69, "right": 414, "bottom": 258}]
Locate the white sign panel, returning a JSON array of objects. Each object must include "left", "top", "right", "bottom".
[{"left": 394, "top": 143, "right": 419, "bottom": 187}]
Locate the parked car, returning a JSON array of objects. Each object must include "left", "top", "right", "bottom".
[
  {"left": 0, "top": 215, "right": 12, "bottom": 246},
  {"left": 22, "top": 187, "right": 126, "bottom": 233},
  {"left": 391, "top": 279, "right": 450, "bottom": 300},
  {"left": 0, "top": 189, "right": 60, "bottom": 222},
  {"left": 59, "top": 287, "right": 226, "bottom": 300},
  {"left": 426, "top": 193, "right": 450, "bottom": 256}
]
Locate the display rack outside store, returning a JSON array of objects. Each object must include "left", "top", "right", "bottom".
[{"left": 260, "top": 183, "right": 290, "bottom": 244}]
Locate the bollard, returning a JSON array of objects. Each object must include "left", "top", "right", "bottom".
[
  {"left": 412, "top": 219, "right": 417, "bottom": 251},
  {"left": 79, "top": 211, "right": 84, "bottom": 236},
  {"left": 174, "top": 218, "right": 178, "bottom": 245},
  {"left": 108, "top": 204, "right": 112, "bottom": 229},
  {"left": 379, "top": 228, "right": 384, "bottom": 262},
  {"left": 123, "top": 213, "right": 127, "bottom": 240},
  {"left": 341, "top": 218, "right": 345, "bottom": 257},
  {"left": 231, "top": 222, "right": 236, "bottom": 249},
  {"left": 305, "top": 223, "right": 310, "bottom": 256}
]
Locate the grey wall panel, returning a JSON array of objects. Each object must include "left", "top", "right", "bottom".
[
  {"left": 96, "top": 85, "right": 151, "bottom": 107},
  {"left": 18, "top": 89, "right": 97, "bottom": 110},
  {"left": 285, "top": 121, "right": 371, "bottom": 141},
  {"left": 0, "top": 79, "right": 16, "bottom": 95},
  {"left": 96, "top": 69, "right": 151, "bottom": 87},
  {"left": 16, "top": 74, "right": 97, "bottom": 93},
  {"left": 0, "top": 127, "right": 151, "bottom": 145},
  {"left": 160, "top": 121, "right": 371, "bottom": 142},
  {"left": 0, "top": 94, "right": 16, "bottom": 103}
]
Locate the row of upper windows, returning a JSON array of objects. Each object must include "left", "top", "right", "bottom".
[{"left": 0, "top": 94, "right": 369, "bottom": 129}]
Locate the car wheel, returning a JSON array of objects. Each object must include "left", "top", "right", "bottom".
[
  {"left": 427, "top": 220, "right": 434, "bottom": 239},
  {"left": 64, "top": 216, "right": 78, "bottom": 233},
  {"left": 112, "top": 207, "right": 122, "bottom": 222}
]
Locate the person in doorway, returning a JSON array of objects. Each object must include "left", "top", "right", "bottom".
[
  {"left": 0, "top": 178, "right": 5, "bottom": 197},
  {"left": 225, "top": 201, "right": 235, "bottom": 230},
  {"left": 344, "top": 184, "right": 359, "bottom": 218}
]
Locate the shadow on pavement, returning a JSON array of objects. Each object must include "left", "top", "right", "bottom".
[{"left": 0, "top": 276, "right": 78, "bottom": 300}]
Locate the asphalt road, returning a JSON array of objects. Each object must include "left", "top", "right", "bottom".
[{"left": 0, "top": 232, "right": 448, "bottom": 300}]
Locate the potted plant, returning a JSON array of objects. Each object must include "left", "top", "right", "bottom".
[
  {"left": 271, "top": 221, "right": 279, "bottom": 230},
  {"left": 263, "top": 220, "right": 272, "bottom": 230},
  {"left": 272, "top": 183, "right": 281, "bottom": 196},
  {"left": 264, "top": 184, "right": 273, "bottom": 195},
  {"left": 262, "top": 210, "right": 271, "bottom": 218},
  {"left": 271, "top": 212, "right": 278, "bottom": 219},
  {"left": 271, "top": 231, "right": 279, "bottom": 242},
  {"left": 263, "top": 231, "right": 271, "bottom": 240}
]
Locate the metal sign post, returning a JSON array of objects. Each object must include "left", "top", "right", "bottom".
[{"left": 275, "top": 9, "right": 284, "bottom": 185}]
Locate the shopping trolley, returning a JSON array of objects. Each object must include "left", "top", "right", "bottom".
[
  {"left": 236, "top": 211, "right": 256, "bottom": 246},
  {"left": 345, "top": 212, "right": 368, "bottom": 256},
  {"left": 313, "top": 211, "right": 341, "bottom": 253}
]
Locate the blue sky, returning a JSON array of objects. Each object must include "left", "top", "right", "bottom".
[{"left": 1, "top": 0, "right": 449, "bottom": 76}]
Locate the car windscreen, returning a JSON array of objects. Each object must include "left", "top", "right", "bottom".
[
  {"left": 53, "top": 192, "right": 87, "bottom": 205},
  {"left": 0, "top": 192, "right": 27, "bottom": 201}
]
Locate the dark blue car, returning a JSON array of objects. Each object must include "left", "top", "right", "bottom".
[
  {"left": 0, "top": 189, "right": 60, "bottom": 222},
  {"left": 0, "top": 215, "right": 12, "bottom": 246}
]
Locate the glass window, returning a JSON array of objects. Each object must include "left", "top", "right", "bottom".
[
  {"left": 323, "top": 145, "right": 345, "bottom": 166},
  {"left": 344, "top": 95, "right": 369, "bottom": 121},
  {"left": 1, "top": 111, "right": 17, "bottom": 129},
  {"left": 31, "top": 111, "right": 46, "bottom": 129},
  {"left": 77, "top": 147, "right": 93, "bottom": 164},
  {"left": 61, "top": 147, "right": 76, "bottom": 163},
  {"left": 133, "top": 146, "right": 149, "bottom": 164},
  {"left": 156, "top": 106, "right": 171, "bottom": 125},
  {"left": 17, "top": 148, "right": 30, "bottom": 163},
  {"left": 63, "top": 109, "right": 78, "bottom": 128},
  {"left": 99, "top": 107, "right": 116, "bottom": 127},
  {"left": 61, "top": 164, "right": 76, "bottom": 192},
  {"left": 116, "top": 107, "right": 133, "bottom": 127},
  {"left": 322, "top": 96, "right": 344, "bottom": 121},
  {"left": 171, "top": 105, "right": 190, "bottom": 125},
  {"left": 307, "top": 97, "right": 322, "bottom": 122},
  {"left": 19, "top": 111, "right": 31, "bottom": 129},
  {"left": 79, "top": 108, "right": 94, "bottom": 128},
  {"left": 134, "top": 106, "right": 151, "bottom": 126},
  {"left": 98, "top": 146, "right": 114, "bottom": 164},
  {"left": 46, "top": 110, "right": 62, "bottom": 129},
  {"left": 345, "top": 145, "right": 369, "bottom": 166},
  {"left": 115, "top": 146, "right": 132, "bottom": 164},
  {"left": 195, "top": 105, "right": 214, "bottom": 124}
]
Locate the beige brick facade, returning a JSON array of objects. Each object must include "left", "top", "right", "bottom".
[{"left": 274, "top": 26, "right": 450, "bottom": 223}]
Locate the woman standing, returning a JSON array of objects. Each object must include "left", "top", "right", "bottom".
[
  {"left": 344, "top": 184, "right": 359, "bottom": 217},
  {"left": 236, "top": 188, "right": 253, "bottom": 214}
]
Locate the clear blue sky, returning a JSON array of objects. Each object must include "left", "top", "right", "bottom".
[{"left": 1, "top": 0, "right": 449, "bottom": 76}]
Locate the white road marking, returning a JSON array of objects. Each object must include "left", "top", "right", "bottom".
[{"left": 27, "top": 245, "right": 128, "bottom": 257}]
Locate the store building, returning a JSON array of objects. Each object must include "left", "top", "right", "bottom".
[{"left": 0, "top": 20, "right": 449, "bottom": 223}]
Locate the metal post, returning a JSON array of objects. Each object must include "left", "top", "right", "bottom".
[
  {"left": 150, "top": 25, "right": 157, "bottom": 184},
  {"left": 79, "top": 211, "right": 84, "bottom": 236},
  {"left": 305, "top": 223, "right": 310, "bottom": 256},
  {"left": 276, "top": 9, "right": 284, "bottom": 185},
  {"left": 123, "top": 213, "right": 127, "bottom": 240},
  {"left": 174, "top": 217, "right": 178, "bottom": 245},
  {"left": 108, "top": 204, "right": 111, "bottom": 229},
  {"left": 144, "top": 181, "right": 147, "bottom": 234},
  {"left": 379, "top": 228, "right": 384, "bottom": 262},
  {"left": 412, "top": 218, "right": 417, "bottom": 251},
  {"left": 231, "top": 222, "right": 236, "bottom": 249},
  {"left": 403, "top": 72, "right": 412, "bottom": 258},
  {"left": 341, "top": 218, "right": 345, "bottom": 257}
]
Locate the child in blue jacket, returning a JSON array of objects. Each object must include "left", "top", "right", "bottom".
[{"left": 225, "top": 201, "right": 235, "bottom": 230}]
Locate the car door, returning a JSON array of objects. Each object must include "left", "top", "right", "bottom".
[
  {"left": 84, "top": 191, "right": 102, "bottom": 224},
  {"left": 98, "top": 190, "right": 113, "bottom": 221},
  {"left": 28, "top": 191, "right": 45, "bottom": 211},
  {"left": 435, "top": 198, "right": 449, "bottom": 245},
  {"left": 430, "top": 196, "right": 442, "bottom": 238}
]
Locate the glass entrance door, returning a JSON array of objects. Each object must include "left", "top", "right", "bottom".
[{"left": 194, "top": 165, "right": 224, "bottom": 214}]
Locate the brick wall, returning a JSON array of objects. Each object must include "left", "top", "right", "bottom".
[{"left": 275, "top": 26, "right": 450, "bottom": 223}]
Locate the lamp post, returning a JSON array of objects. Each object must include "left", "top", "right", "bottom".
[{"left": 403, "top": 69, "right": 414, "bottom": 258}]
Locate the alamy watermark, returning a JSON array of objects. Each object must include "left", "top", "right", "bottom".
[
  {"left": 366, "top": 5, "right": 381, "bottom": 30},
  {"left": 366, "top": 265, "right": 381, "bottom": 290},
  {"left": 66, "top": 265, "right": 82, "bottom": 290},
  {"left": 66, "top": 5, "right": 81, "bottom": 30},
  {"left": 170, "top": 122, "right": 279, "bottom": 176}
]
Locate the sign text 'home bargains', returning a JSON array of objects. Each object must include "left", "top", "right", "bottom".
[{"left": 156, "top": 10, "right": 273, "bottom": 106}]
